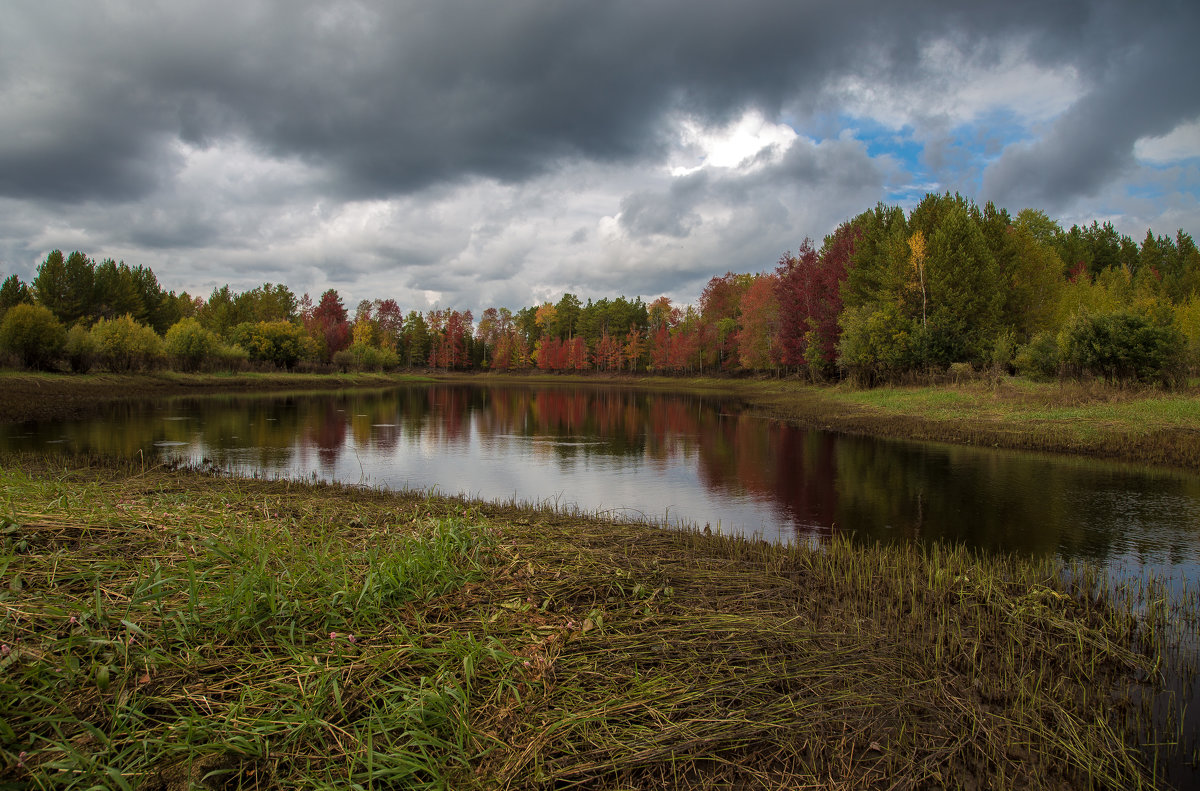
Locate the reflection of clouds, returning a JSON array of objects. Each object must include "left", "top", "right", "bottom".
[{"left": 6, "top": 385, "right": 1199, "bottom": 573}]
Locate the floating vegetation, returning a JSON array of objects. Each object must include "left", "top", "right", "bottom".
[{"left": 0, "top": 452, "right": 1194, "bottom": 789}]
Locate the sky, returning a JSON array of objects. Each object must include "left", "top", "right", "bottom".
[{"left": 2, "top": 0, "right": 1199, "bottom": 317}]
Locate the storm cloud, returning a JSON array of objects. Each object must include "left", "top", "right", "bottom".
[{"left": 1, "top": 0, "right": 1197, "bottom": 312}]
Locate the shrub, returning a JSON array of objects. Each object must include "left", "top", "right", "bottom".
[
  {"left": 91, "top": 314, "right": 164, "bottom": 372},
  {"left": 836, "top": 303, "right": 917, "bottom": 385},
  {"left": 1176, "top": 297, "right": 1200, "bottom": 372},
  {"left": 989, "top": 329, "right": 1017, "bottom": 376},
  {"left": 1013, "top": 332, "right": 1061, "bottom": 381},
  {"left": 331, "top": 348, "right": 355, "bottom": 372},
  {"left": 948, "top": 361, "right": 974, "bottom": 383},
  {"left": 230, "top": 321, "right": 311, "bottom": 370},
  {"left": 348, "top": 341, "right": 399, "bottom": 371},
  {"left": 64, "top": 323, "right": 98, "bottom": 373},
  {"left": 0, "top": 303, "right": 66, "bottom": 369},
  {"left": 165, "top": 318, "right": 219, "bottom": 372},
  {"left": 213, "top": 341, "right": 249, "bottom": 371},
  {"left": 1060, "top": 311, "right": 1185, "bottom": 385}
]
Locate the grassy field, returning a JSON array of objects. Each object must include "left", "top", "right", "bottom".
[{"left": 0, "top": 454, "right": 1192, "bottom": 790}]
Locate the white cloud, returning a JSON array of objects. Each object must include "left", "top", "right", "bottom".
[
  {"left": 832, "top": 37, "right": 1081, "bottom": 132},
  {"left": 1134, "top": 118, "right": 1200, "bottom": 163},
  {"left": 670, "top": 111, "right": 800, "bottom": 176}
]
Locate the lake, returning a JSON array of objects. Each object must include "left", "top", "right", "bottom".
[{"left": 4, "top": 383, "right": 1198, "bottom": 578}]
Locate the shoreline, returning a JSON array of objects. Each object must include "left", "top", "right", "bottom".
[{"left": 0, "top": 454, "right": 1186, "bottom": 789}]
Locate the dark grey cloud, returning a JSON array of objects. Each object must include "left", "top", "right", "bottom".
[
  {"left": 619, "top": 175, "right": 707, "bottom": 239},
  {"left": 6, "top": 0, "right": 1186, "bottom": 205},
  {"left": 982, "top": 3, "right": 1200, "bottom": 211},
  {"left": 618, "top": 135, "right": 886, "bottom": 244}
]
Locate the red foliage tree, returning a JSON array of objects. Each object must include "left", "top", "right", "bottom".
[
  {"left": 374, "top": 298, "right": 404, "bottom": 347},
  {"left": 569, "top": 336, "right": 590, "bottom": 371},
  {"left": 427, "top": 309, "right": 474, "bottom": 369},
  {"left": 668, "top": 326, "right": 700, "bottom": 373},
  {"left": 624, "top": 327, "right": 644, "bottom": 371},
  {"left": 699, "top": 272, "right": 751, "bottom": 370},
  {"left": 736, "top": 273, "right": 781, "bottom": 370},
  {"left": 648, "top": 325, "right": 671, "bottom": 372},
  {"left": 776, "top": 223, "right": 859, "bottom": 371},
  {"left": 592, "top": 333, "right": 622, "bottom": 371},
  {"left": 312, "top": 289, "right": 350, "bottom": 361}
]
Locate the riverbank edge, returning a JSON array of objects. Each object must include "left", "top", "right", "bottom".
[
  {"left": 5, "top": 369, "right": 1196, "bottom": 472},
  {"left": 0, "top": 454, "right": 1176, "bottom": 789}
]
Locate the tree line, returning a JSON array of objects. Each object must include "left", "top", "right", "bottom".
[{"left": 2, "top": 192, "right": 1198, "bottom": 384}]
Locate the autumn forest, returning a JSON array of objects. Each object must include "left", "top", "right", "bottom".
[{"left": 2, "top": 192, "right": 1199, "bottom": 385}]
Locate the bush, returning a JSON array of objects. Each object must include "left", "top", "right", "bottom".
[
  {"left": 0, "top": 303, "right": 66, "bottom": 369},
  {"left": 989, "top": 329, "right": 1016, "bottom": 376},
  {"left": 836, "top": 304, "right": 917, "bottom": 385},
  {"left": 64, "top": 324, "right": 98, "bottom": 373},
  {"left": 1013, "top": 332, "right": 1061, "bottom": 381},
  {"left": 213, "top": 341, "right": 249, "bottom": 371},
  {"left": 91, "top": 315, "right": 164, "bottom": 372},
  {"left": 230, "top": 321, "right": 311, "bottom": 370},
  {"left": 1176, "top": 297, "right": 1200, "bottom": 372},
  {"left": 1060, "top": 311, "right": 1185, "bottom": 385},
  {"left": 331, "top": 348, "right": 355, "bottom": 372},
  {"left": 948, "top": 361, "right": 974, "bottom": 383},
  {"left": 165, "top": 318, "right": 219, "bottom": 372},
  {"left": 347, "top": 341, "right": 399, "bottom": 371}
]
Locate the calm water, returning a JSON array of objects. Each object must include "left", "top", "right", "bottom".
[{"left": 4, "top": 383, "right": 1198, "bottom": 576}]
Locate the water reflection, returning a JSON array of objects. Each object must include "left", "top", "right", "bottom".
[{"left": 3, "top": 384, "right": 1198, "bottom": 573}]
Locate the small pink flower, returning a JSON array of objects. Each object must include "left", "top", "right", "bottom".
[
  {"left": 69, "top": 616, "right": 78, "bottom": 626},
  {"left": 522, "top": 660, "right": 532, "bottom": 668},
  {"left": 16, "top": 751, "right": 26, "bottom": 767},
  {"left": 348, "top": 635, "right": 356, "bottom": 644},
  {"left": 1, "top": 645, "right": 9, "bottom": 656}
]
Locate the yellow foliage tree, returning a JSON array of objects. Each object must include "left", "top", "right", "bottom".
[
  {"left": 908, "top": 231, "right": 927, "bottom": 329},
  {"left": 534, "top": 303, "right": 557, "bottom": 335},
  {"left": 352, "top": 318, "right": 375, "bottom": 348}
]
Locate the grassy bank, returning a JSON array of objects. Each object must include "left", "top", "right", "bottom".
[
  {"left": 0, "top": 454, "right": 1187, "bottom": 789},
  {"left": 733, "top": 376, "right": 1200, "bottom": 472}
]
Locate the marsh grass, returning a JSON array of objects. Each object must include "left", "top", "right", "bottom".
[{"left": 0, "top": 453, "right": 1191, "bottom": 789}]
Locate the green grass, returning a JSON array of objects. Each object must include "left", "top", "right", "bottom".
[
  {"left": 0, "top": 454, "right": 1192, "bottom": 789},
  {"left": 827, "top": 379, "right": 1200, "bottom": 429}
]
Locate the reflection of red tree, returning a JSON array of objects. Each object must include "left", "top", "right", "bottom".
[
  {"left": 771, "top": 426, "right": 839, "bottom": 539},
  {"left": 693, "top": 413, "right": 839, "bottom": 542},
  {"left": 426, "top": 387, "right": 470, "bottom": 447},
  {"left": 306, "top": 402, "right": 348, "bottom": 470},
  {"left": 533, "top": 390, "right": 591, "bottom": 432}
]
